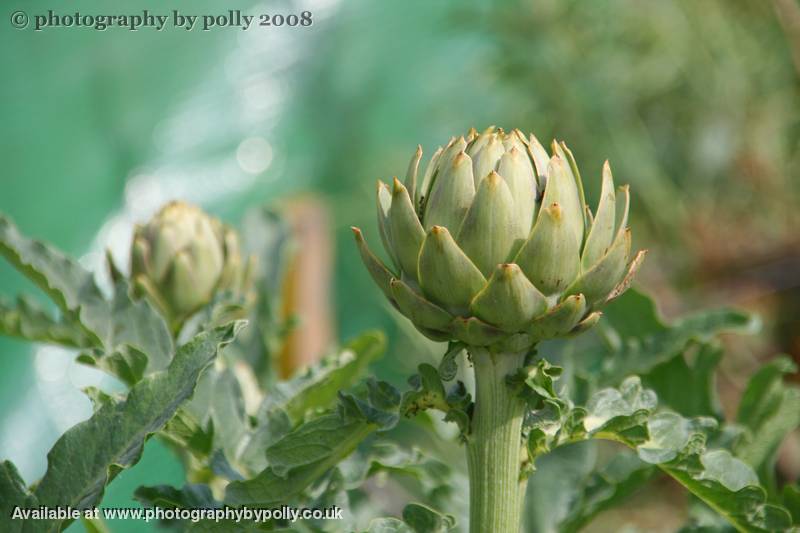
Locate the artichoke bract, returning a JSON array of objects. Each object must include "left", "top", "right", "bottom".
[
  {"left": 353, "top": 127, "right": 646, "bottom": 350},
  {"left": 131, "top": 201, "right": 254, "bottom": 329}
]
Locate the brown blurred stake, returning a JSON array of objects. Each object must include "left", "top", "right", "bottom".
[{"left": 278, "top": 197, "right": 334, "bottom": 378}]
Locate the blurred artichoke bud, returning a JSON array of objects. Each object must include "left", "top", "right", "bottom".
[
  {"left": 353, "top": 127, "right": 646, "bottom": 349},
  {"left": 131, "top": 201, "right": 255, "bottom": 329}
]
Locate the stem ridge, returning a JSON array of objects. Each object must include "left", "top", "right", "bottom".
[{"left": 467, "top": 348, "right": 528, "bottom": 533}]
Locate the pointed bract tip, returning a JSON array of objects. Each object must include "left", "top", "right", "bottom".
[
  {"left": 603, "top": 160, "right": 611, "bottom": 172},
  {"left": 486, "top": 134, "right": 501, "bottom": 146},
  {"left": 548, "top": 154, "right": 564, "bottom": 169},
  {"left": 498, "top": 263, "right": 520, "bottom": 278},
  {"left": 392, "top": 177, "right": 405, "bottom": 194},
  {"left": 351, "top": 226, "right": 363, "bottom": 240},
  {"left": 560, "top": 293, "right": 585, "bottom": 306},
  {"left": 545, "top": 202, "right": 563, "bottom": 220},
  {"left": 453, "top": 150, "right": 469, "bottom": 165},
  {"left": 430, "top": 225, "right": 446, "bottom": 236},
  {"left": 486, "top": 170, "right": 502, "bottom": 185}
]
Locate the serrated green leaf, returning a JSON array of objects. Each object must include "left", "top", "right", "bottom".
[
  {"left": 262, "top": 331, "right": 385, "bottom": 423},
  {"left": 134, "top": 483, "right": 219, "bottom": 509},
  {"left": 0, "top": 296, "right": 92, "bottom": 348},
  {"left": 559, "top": 449, "right": 656, "bottom": 533},
  {"left": 28, "top": 322, "right": 243, "bottom": 533},
  {"left": 578, "top": 288, "right": 755, "bottom": 386},
  {"left": 225, "top": 379, "right": 400, "bottom": 506},
  {"left": 402, "top": 502, "right": 456, "bottom": 533},
  {"left": 782, "top": 484, "right": 800, "bottom": 524},
  {"left": 209, "top": 368, "right": 248, "bottom": 469},
  {"left": 438, "top": 342, "right": 464, "bottom": 381},
  {"left": 523, "top": 441, "right": 597, "bottom": 533},
  {"left": 641, "top": 342, "right": 724, "bottom": 418},
  {"left": 661, "top": 451, "right": 792, "bottom": 533},
  {"left": 402, "top": 364, "right": 471, "bottom": 437},
  {"left": 266, "top": 415, "right": 368, "bottom": 478},
  {"left": 340, "top": 442, "right": 452, "bottom": 495},
  {"left": 0, "top": 460, "right": 39, "bottom": 533},
  {"left": 525, "top": 362, "right": 793, "bottom": 533},
  {"left": 0, "top": 216, "right": 174, "bottom": 379},
  {"left": 735, "top": 356, "right": 800, "bottom": 487}
]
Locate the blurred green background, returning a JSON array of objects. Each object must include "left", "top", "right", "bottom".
[{"left": 2, "top": 0, "right": 799, "bottom": 531}]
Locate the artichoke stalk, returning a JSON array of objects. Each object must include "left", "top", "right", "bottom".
[
  {"left": 130, "top": 201, "right": 255, "bottom": 332},
  {"left": 352, "top": 127, "right": 645, "bottom": 533}
]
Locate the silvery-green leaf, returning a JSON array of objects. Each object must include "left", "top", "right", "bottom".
[
  {"left": 418, "top": 226, "right": 486, "bottom": 313},
  {"left": 0, "top": 216, "right": 173, "bottom": 377},
  {"left": 515, "top": 203, "right": 580, "bottom": 295},
  {"left": 424, "top": 151, "right": 476, "bottom": 231},
  {"left": 735, "top": 357, "right": 800, "bottom": 474},
  {"left": 402, "top": 502, "right": 457, "bottom": 533},
  {"left": 0, "top": 460, "right": 39, "bottom": 528},
  {"left": 264, "top": 331, "right": 385, "bottom": 424},
  {"left": 456, "top": 171, "right": 526, "bottom": 276},
  {"left": 226, "top": 379, "right": 400, "bottom": 506},
  {"left": 0, "top": 295, "right": 93, "bottom": 348},
  {"left": 527, "top": 294, "right": 586, "bottom": 340},
  {"left": 497, "top": 147, "right": 538, "bottom": 234},
  {"left": 388, "top": 178, "right": 425, "bottom": 280},
  {"left": 31, "top": 323, "right": 242, "bottom": 532},
  {"left": 582, "top": 161, "right": 616, "bottom": 270},
  {"left": 470, "top": 263, "right": 546, "bottom": 332},
  {"left": 390, "top": 278, "right": 453, "bottom": 330}
]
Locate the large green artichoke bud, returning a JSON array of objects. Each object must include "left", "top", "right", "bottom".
[
  {"left": 353, "top": 127, "right": 646, "bottom": 350},
  {"left": 131, "top": 201, "right": 254, "bottom": 330}
]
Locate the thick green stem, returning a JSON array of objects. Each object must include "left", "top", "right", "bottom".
[{"left": 467, "top": 348, "right": 528, "bottom": 533}]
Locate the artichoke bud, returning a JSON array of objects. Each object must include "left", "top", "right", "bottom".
[
  {"left": 130, "top": 201, "right": 254, "bottom": 329},
  {"left": 354, "top": 128, "right": 645, "bottom": 349}
]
